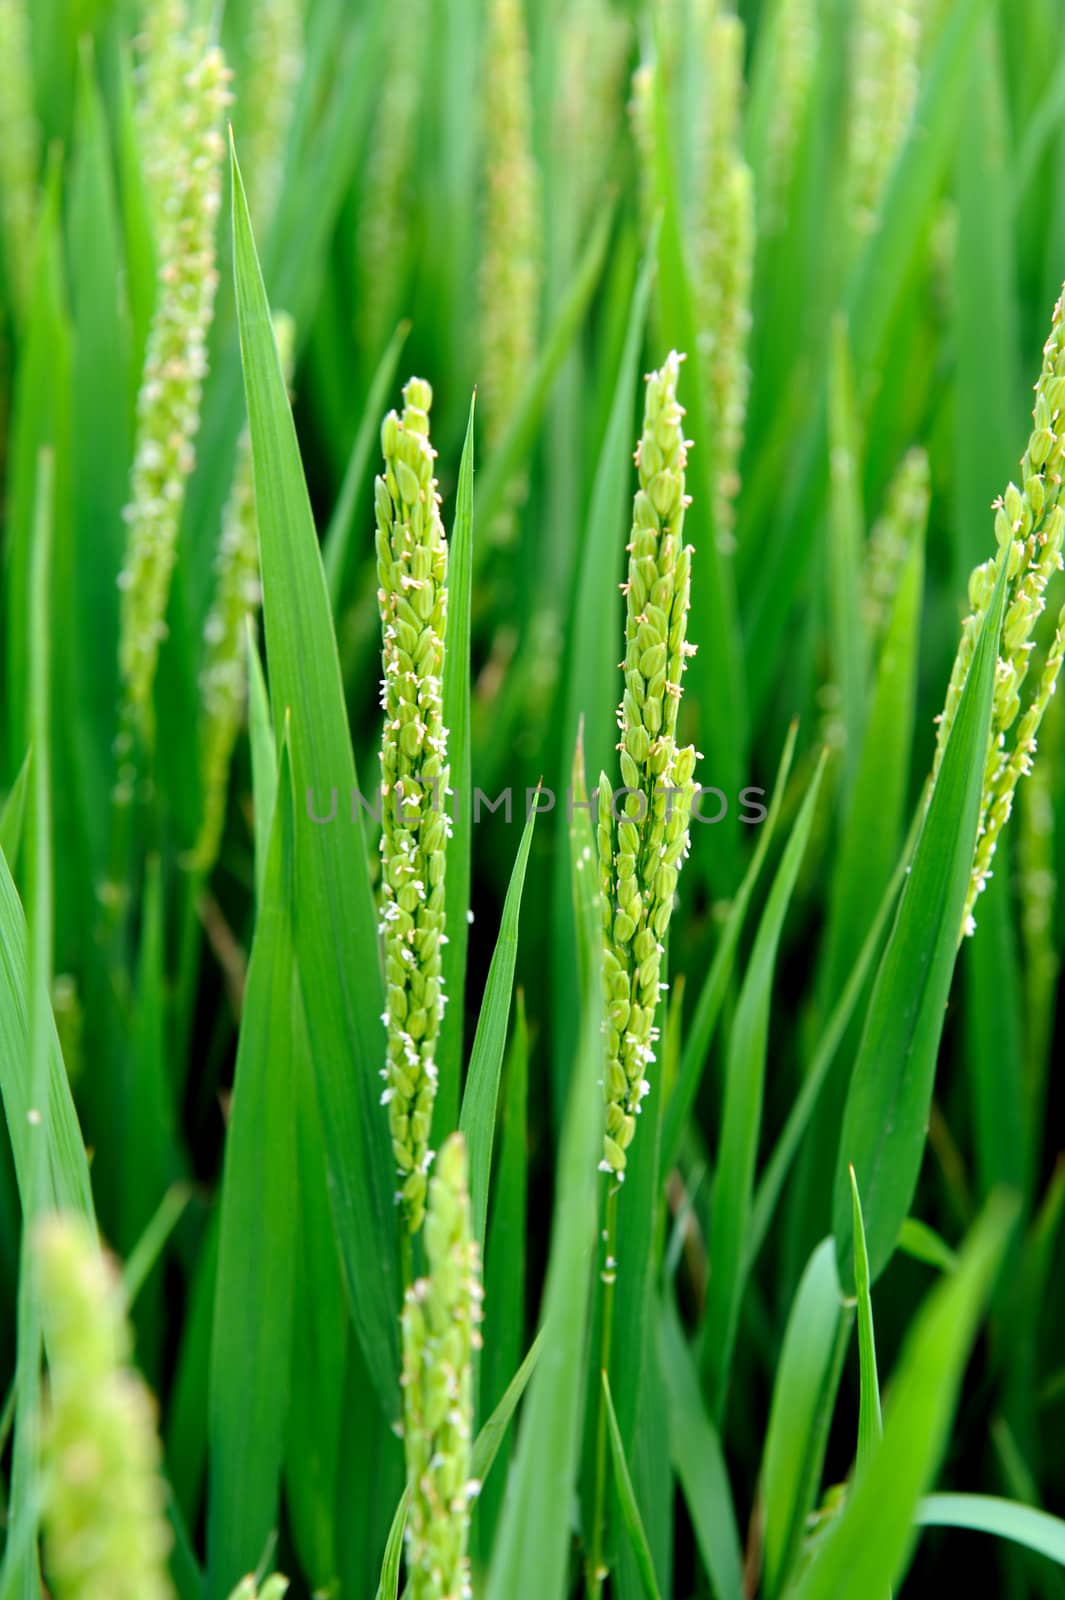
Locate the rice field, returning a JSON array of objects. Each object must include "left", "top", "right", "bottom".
[{"left": 1, "top": 0, "right": 1065, "bottom": 1596}]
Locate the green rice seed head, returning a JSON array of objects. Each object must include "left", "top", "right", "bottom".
[
  {"left": 36, "top": 1215, "right": 173, "bottom": 1600},
  {"left": 0, "top": 0, "right": 39, "bottom": 317},
  {"left": 935, "top": 284, "right": 1065, "bottom": 935},
  {"left": 376, "top": 377, "right": 450, "bottom": 1233},
  {"left": 225, "top": 1578, "right": 289, "bottom": 1600},
  {"left": 598, "top": 353, "right": 698, "bottom": 1178},
  {"left": 117, "top": 23, "right": 231, "bottom": 761},
  {"left": 356, "top": 0, "right": 426, "bottom": 359},
  {"left": 237, "top": 0, "right": 303, "bottom": 235},
  {"left": 862, "top": 446, "right": 930, "bottom": 646},
  {"left": 629, "top": 60, "right": 657, "bottom": 236},
  {"left": 194, "top": 312, "right": 295, "bottom": 873},
  {"left": 558, "top": 0, "right": 630, "bottom": 228},
  {"left": 694, "top": 8, "right": 754, "bottom": 541},
  {"left": 762, "top": 0, "right": 817, "bottom": 233},
  {"left": 479, "top": 0, "right": 542, "bottom": 456},
  {"left": 401, "top": 1132, "right": 483, "bottom": 1600},
  {"left": 847, "top": 0, "right": 922, "bottom": 242}
]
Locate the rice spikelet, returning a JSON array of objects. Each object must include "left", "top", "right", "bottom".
[
  {"left": 0, "top": 0, "right": 39, "bottom": 316},
  {"left": 479, "top": 0, "right": 542, "bottom": 458},
  {"left": 116, "top": 18, "right": 231, "bottom": 770},
  {"left": 400, "top": 1133, "right": 482, "bottom": 1600},
  {"left": 936, "top": 285, "right": 1065, "bottom": 936},
  {"left": 193, "top": 312, "right": 295, "bottom": 874},
  {"left": 36, "top": 1215, "right": 173, "bottom": 1600},
  {"left": 597, "top": 353, "right": 698, "bottom": 1177},
  {"left": 376, "top": 377, "right": 450, "bottom": 1232}
]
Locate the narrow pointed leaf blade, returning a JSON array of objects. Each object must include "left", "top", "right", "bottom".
[
  {"left": 230, "top": 138, "right": 399, "bottom": 1410},
  {"left": 832, "top": 552, "right": 1010, "bottom": 1289},
  {"left": 459, "top": 805, "right": 536, "bottom": 1253}
]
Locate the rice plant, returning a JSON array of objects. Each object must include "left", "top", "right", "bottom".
[{"left": 3, "top": 3, "right": 1065, "bottom": 1598}]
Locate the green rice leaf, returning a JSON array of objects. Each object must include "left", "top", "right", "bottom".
[
  {"left": 459, "top": 805, "right": 536, "bottom": 1253},
  {"left": 230, "top": 135, "right": 400, "bottom": 1412},
  {"left": 704, "top": 751, "right": 827, "bottom": 1418},
  {"left": 602, "top": 1373, "right": 662, "bottom": 1600},
  {"left": 207, "top": 736, "right": 298, "bottom": 1597},
  {"left": 831, "top": 549, "right": 1010, "bottom": 1289},
  {"left": 896, "top": 1218, "right": 959, "bottom": 1275},
  {"left": 743, "top": 0, "right": 991, "bottom": 716},
  {"left": 283, "top": 996, "right": 349, "bottom": 1592},
  {"left": 658, "top": 1295, "right": 744, "bottom": 1600},
  {"left": 747, "top": 825, "right": 912, "bottom": 1272},
  {"left": 665, "top": 720, "right": 798, "bottom": 1173},
  {"left": 760, "top": 1240, "right": 852, "bottom": 1600},
  {"left": 478, "top": 993, "right": 529, "bottom": 1548},
  {"left": 471, "top": 1326, "right": 544, "bottom": 1486},
  {"left": 915, "top": 1494, "right": 1065, "bottom": 1568},
  {"left": 6, "top": 445, "right": 56, "bottom": 1600},
  {"left": 785, "top": 1194, "right": 1019, "bottom": 1600},
  {"left": 0, "top": 838, "right": 92, "bottom": 1223},
  {"left": 849, "top": 1167, "right": 882, "bottom": 1474},
  {"left": 373, "top": 1490, "right": 407, "bottom": 1600},
  {"left": 0, "top": 751, "right": 31, "bottom": 871},
  {"left": 322, "top": 319, "right": 411, "bottom": 616},
  {"left": 245, "top": 618, "right": 277, "bottom": 905},
  {"left": 485, "top": 738, "right": 603, "bottom": 1600}
]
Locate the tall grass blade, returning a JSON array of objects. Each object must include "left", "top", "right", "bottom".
[
  {"left": 485, "top": 741, "right": 603, "bottom": 1600},
  {"left": 207, "top": 739, "right": 298, "bottom": 1596},
  {"left": 831, "top": 551, "right": 1010, "bottom": 1288},
  {"left": 322, "top": 319, "right": 411, "bottom": 616},
  {"left": 0, "top": 751, "right": 31, "bottom": 870},
  {"left": 602, "top": 1373, "right": 662, "bottom": 1600},
  {"left": 658, "top": 1295, "right": 744, "bottom": 1600},
  {"left": 915, "top": 1495, "right": 1065, "bottom": 1568},
  {"left": 460, "top": 805, "right": 537, "bottom": 1252},
  {"left": 664, "top": 719, "right": 798, "bottom": 1171},
  {"left": 785, "top": 1194, "right": 1019, "bottom": 1599},
  {"left": 704, "top": 751, "right": 827, "bottom": 1417},
  {"left": 849, "top": 1167, "right": 883, "bottom": 1473},
  {"left": 760, "top": 1239, "right": 852, "bottom": 1600},
  {"left": 230, "top": 135, "right": 400, "bottom": 1410}
]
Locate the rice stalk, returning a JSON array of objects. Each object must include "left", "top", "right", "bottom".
[
  {"left": 36, "top": 1215, "right": 173, "bottom": 1600},
  {"left": 935, "top": 283, "right": 1065, "bottom": 936},
  {"left": 376, "top": 377, "right": 450, "bottom": 1235},
  {"left": 400, "top": 1132, "right": 483, "bottom": 1600},
  {"left": 0, "top": 0, "right": 38, "bottom": 318}
]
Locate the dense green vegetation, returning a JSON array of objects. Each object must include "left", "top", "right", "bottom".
[{"left": 2, "top": 0, "right": 1065, "bottom": 1596}]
